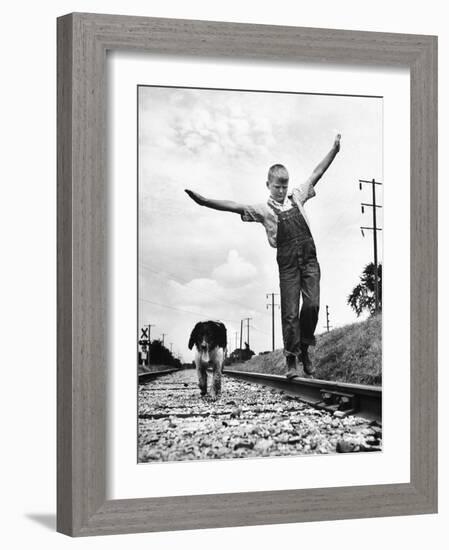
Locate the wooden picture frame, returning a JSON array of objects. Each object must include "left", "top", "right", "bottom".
[{"left": 57, "top": 12, "right": 437, "bottom": 536}]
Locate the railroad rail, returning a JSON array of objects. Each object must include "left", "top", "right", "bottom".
[
  {"left": 138, "top": 369, "right": 382, "bottom": 461},
  {"left": 138, "top": 368, "right": 180, "bottom": 384},
  {"left": 223, "top": 369, "right": 381, "bottom": 421}
]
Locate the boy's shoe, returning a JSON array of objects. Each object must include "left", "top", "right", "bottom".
[
  {"left": 286, "top": 366, "right": 298, "bottom": 379},
  {"left": 285, "top": 356, "right": 298, "bottom": 379},
  {"left": 300, "top": 347, "right": 315, "bottom": 376}
]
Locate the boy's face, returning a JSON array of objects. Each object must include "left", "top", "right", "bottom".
[{"left": 267, "top": 176, "right": 289, "bottom": 203}]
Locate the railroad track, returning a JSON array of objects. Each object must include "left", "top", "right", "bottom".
[
  {"left": 138, "top": 368, "right": 180, "bottom": 384},
  {"left": 138, "top": 369, "right": 382, "bottom": 462},
  {"left": 223, "top": 369, "right": 381, "bottom": 422}
]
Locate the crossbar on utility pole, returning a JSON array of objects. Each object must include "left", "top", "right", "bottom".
[
  {"left": 359, "top": 179, "right": 383, "bottom": 186},
  {"left": 359, "top": 178, "right": 383, "bottom": 313}
]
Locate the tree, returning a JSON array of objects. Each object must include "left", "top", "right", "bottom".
[
  {"left": 225, "top": 342, "right": 255, "bottom": 364},
  {"left": 347, "top": 263, "right": 382, "bottom": 317},
  {"left": 148, "top": 339, "right": 181, "bottom": 368}
]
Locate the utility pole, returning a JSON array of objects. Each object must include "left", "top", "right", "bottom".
[
  {"left": 324, "top": 305, "right": 332, "bottom": 332},
  {"left": 242, "top": 317, "right": 252, "bottom": 348},
  {"left": 161, "top": 333, "right": 167, "bottom": 346},
  {"left": 266, "top": 293, "right": 280, "bottom": 351},
  {"left": 239, "top": 319, "right": 243, "bottom": 361},
  {"left": 234, "top": 331, "right": 238, "bottom": 350},
  {"left": 147, "top": 324, "right": 155, "bottom": 343},
  {"left": 359, "top": 178, "right": 383, "bottom": 314}
]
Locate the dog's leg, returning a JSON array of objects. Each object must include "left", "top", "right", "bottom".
[
  {"left": 211, "top": 350, "right": 224, "bottom": 400},
  {"left": 196, "top": 360, "right": 208, "bottom": 397},
  {"left": 211, "top": 367, "right": 222, "bottom": 399}
]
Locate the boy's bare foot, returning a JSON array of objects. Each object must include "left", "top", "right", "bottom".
[
  {"left": 300, "top": 346, "right": 315, "bottom": 376},
  {"left": 285, "top": 356, "right": 298, "bottom": 379}
]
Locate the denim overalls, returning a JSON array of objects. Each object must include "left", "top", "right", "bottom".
[{"left": 275, "top": 203, "right": 320, "bottom": 357}]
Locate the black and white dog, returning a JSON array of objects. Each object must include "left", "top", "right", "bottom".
[{"left": 188, "top": 321, "right": 227, "bottom": 399}]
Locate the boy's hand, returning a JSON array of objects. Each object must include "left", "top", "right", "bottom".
[
  {"left": 334, "top": 134, "right": 341, "bottom": 152},
  {"left": 185, "top": 189, "right": 205, "bottom": 206}
]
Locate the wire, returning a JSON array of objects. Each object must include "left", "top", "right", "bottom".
[
  {"left": 139, "top": 298, "right": 273, "bottom": 338},
  {"left": 139, "top": 297, "right": 237, "bottom": 323},
  {"left": 250, "top": 324, "right": 270, "bottom": 336},
  {"left": 139, "top": 263, "right": 268, "bottom": 316}
]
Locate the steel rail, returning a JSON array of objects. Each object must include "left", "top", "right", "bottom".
[
  {"left": 224, "top": 368, "right": 382, "bottom": 421},
  {"left": 138, "top": 368, "right": 180, "bottom": 384}
]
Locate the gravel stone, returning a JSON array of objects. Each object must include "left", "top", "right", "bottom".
[{"left": 138, "top": 369, "right": 382, "bottom": 462}]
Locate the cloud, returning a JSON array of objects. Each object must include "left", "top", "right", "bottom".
[
  {"left": 170, "top": 97, "right": 276, "bottom": 159},
  {"left": 212, "top": 249, "right": 258, "bottom": 287},
  {"left": 161, "top": 276, "right": 251, "bottom": 328},
  {"left": 167, "top": 277, "right": 225, "bottom": 307},
  {"left": 137, "top": 86, "right": 383, "bottom": 356}
]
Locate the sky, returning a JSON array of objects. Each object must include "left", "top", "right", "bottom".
[{"left": 138, "top": 86, "right": 383, "bottom": 362}]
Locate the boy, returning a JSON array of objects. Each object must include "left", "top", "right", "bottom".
[{"left": 185, "top": 134, "right": 341, "bottom": 378}]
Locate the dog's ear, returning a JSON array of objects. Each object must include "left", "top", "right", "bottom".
[
  {"left": 188, "top": 322, "right": 202, "bottom": 350},
  {"left": 216, "top": 322, "right": 227, "bottom": 349}
]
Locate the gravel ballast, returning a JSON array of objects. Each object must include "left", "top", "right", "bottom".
[{"left": 138, "top": 369, "right": 382, "bottom": 463}]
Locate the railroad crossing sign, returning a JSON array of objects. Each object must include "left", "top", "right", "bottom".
[
  {"left": 138, "top": 351, "right": 149, "bottom": 366},
  {"left": 140, "top": 327, "right": 149, "bottom": 339}
]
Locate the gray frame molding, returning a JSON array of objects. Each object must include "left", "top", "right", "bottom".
[{"left": 57, "top": 12, "right": 437, "bottom": 537}]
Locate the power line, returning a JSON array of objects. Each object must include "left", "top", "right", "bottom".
[
  {"left": 139, "top": 298, "right": 267, "bottom": 335},
  {"left": 140, "top": 259, "right": 267, "bottom": 289},
  {"left": 139, "top": 263, "right": 267, "bottom": 316},
  {"left": 139, "top": 297, "right": 234, "bottom": 322},
  {"left": 249, "top": 324, "right": 270, "bottom": 336}
]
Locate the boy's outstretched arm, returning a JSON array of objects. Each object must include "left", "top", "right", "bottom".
[
  {"left": 185, "top": 189, "right": 245, "bottom": 214},
  {"left": 306, "top": 134, "right": 341, "bottom": 187}
]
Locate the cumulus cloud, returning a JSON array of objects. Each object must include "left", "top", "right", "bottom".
[
  {"left": 162, "top": 276, "right": 247, "bottom": 328},
  {"left": 167, "top": 277, "right": 225, "bottom": 307},
  {"left": 138, "top": 86, "right": 383, "bottom": 357},
  {"left": 212, "top": 249, "right": 258, "bottom": 287}
]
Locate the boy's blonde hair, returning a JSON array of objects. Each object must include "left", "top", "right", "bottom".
[{"left": 267, "top": 164, "right": 289, "bottom": 183}]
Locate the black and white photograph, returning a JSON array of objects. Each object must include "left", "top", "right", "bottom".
[{"left": 137, "top": 85, "right": 383, "bottom": 463}]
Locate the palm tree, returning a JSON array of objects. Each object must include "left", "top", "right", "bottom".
[{"left": 347, "top": 263, "right": 382, "bottom": 317}]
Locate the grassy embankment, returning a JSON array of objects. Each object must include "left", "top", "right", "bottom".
[{"left": 228, "top": 315, "right": 381, "bottom": 386}]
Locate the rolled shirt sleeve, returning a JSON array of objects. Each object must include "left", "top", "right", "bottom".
[
  {"left": 241, "top": 203, "right": 278, "bottom": 248},
  {"left": 240, "top": 203, "right": 266, "bottom": 223},
  {"left": 291, "top": 180, "right": 316, "bottom": 206}
]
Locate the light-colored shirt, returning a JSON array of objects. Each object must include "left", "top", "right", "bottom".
[{"left": 240, "top": 181, "right": 316, "bottom": 248}]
